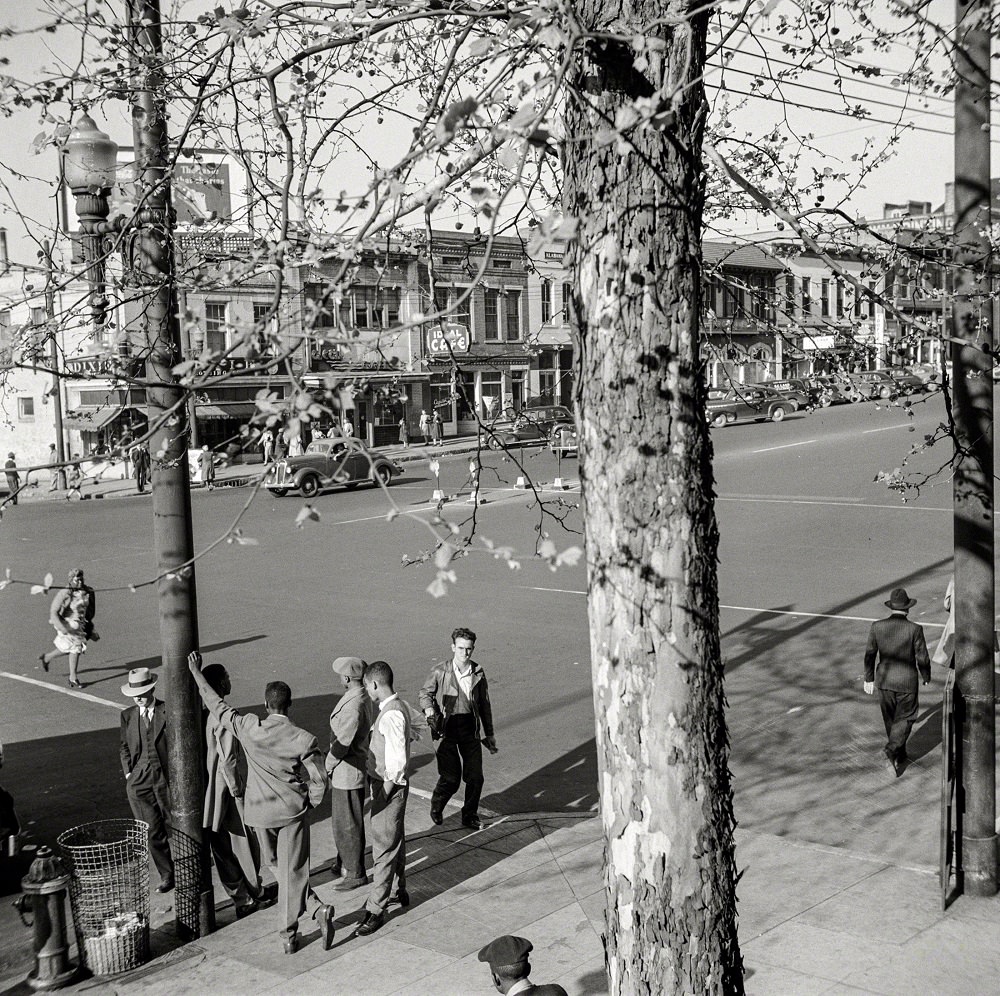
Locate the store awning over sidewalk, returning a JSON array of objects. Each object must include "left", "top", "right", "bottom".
[
  {"left": 195, "top": 403, "right": 257, "bottom": 420},
  {"left": 62, "top": 406, "right": 128, "bottom": 431}
]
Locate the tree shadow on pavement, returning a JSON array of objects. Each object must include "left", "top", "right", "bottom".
[{"left": 94, "top": 634, "right": 269, "bottom": 681}]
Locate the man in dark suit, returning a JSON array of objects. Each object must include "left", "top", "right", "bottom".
[
  {"left": 478, "top": 935, "right": 568, "bottom": 995},
  {"left": 119, "top": 667, "right": 174, "bottom": 892},
  {"left": 864, "top": 587, "right": 931, "bottom": 775}
]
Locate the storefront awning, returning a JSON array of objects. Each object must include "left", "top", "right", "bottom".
[
  {"left": 62, "top": 406, "right": 127, "bottom": 431},
  {"left": 195, "top": 403, "right": 257, "bottom": 420}
]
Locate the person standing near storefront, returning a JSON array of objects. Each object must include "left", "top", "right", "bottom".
[
  {"left": 418, "top": 409, "right": 430, "bottom": 446},
  {"left": 260, "top": 428, "right": 275, "bottom": 464},
  {"left": 432, "top": 409, "right": 444, "bottom": 445},
  {"left": 132, "top": 442, "right": 150, "bottom": 494},
  {"left": 398, "top": 415, "right": 410, "bottom": 448},
  {"left": 47, "top": 443, "right": 61, "bottom": 492},
  {"left": 4, "top": 453, "right": 20, "bottom": 506},
  {"left": 200, "top": 445, "right": 216, "bottom": 488}
]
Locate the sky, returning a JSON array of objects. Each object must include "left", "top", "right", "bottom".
[{"left": 0, "top": 0, "right": 997, "bottom": 267}]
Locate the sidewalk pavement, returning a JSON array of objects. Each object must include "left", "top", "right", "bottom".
[
  {"left": 10, "top": 437, "right": 487, "bottom": 505},
  {"left": 5, "top": 812, "right": 998, "bottom": 996}
]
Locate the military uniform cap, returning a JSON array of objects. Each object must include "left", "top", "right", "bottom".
[{"left": 477, "top": 934, "right": 533, "bottom": 968}]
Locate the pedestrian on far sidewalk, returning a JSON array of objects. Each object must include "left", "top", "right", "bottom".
[
  {"left": 39, "top": 568, "right": 97, "bottom": 689},
  {"left": 420, "top": 627, "right": 497, "bottom": 830},
  {"left": 200, "top": 445, "right": 216, "bottom": 488},
  {"left": 326, "top": 656, "right": 373, "bottom": 893},
  {"left": 357, "top": 661, "right": 414, "bottom": 936},
  {"left": 132, "top": 442, "right": 150, "bottom": 494},
  {"left": 200, "top": 662, "right": 264, "bottom": 918},
  {"left": 260, "top": 427, "right": 275, "bottom": 464},
  {"left": 432, "top": 409, "right": 443, "bottom": 445},
  {"left": 66, "top": 458, "right": 83, "bottom": 499},
  {"left": 478, "top": 935, "right": 568, "bottom": 995},
  {"left": 4, "top": 453, "right": 20, "bottom": 506},
  {"left": 398, "top": 415, "right": 409, "bottom": 448},
  {"left": 119, "top": 668, "right": 175, "bottom": 894},
  {"left": 187, "top": 652, "right": 334, "bottom": 954},
  {"left": 418, "top": 409, "right": 430, "bottom": 446},
  {"left": 47, "top": 444, "right": 61, "bottom": 492},
  {"left": 863, "top": 587, "right": 931, "bottom": 776}
]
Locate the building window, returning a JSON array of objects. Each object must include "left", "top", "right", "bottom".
[
  {"left": 511, "top": 370, "right": 525, "bottom": 411},
  {"left": 434, "top": 286, "right": 472, "bottom": 340},
  {"left": 835, "top": 281, "right": 844, "bottom": 319},
  {"left": 484, "top": 289, "right": 500, "bottom": 340},
  {"left": 457, "top": 371, "right": 476, "bottom": 420},
  {"left": 540, "top": 279, "right": 552, "bottom": 325},
  {"left": 29, "top": 306, "right": 47, "bottom": 325},
  {"left": 354, "top": 287, "right": 378, "bottom": 328},
  {"left": 492, "top": 259, "right": 512, "bottom": 270},
  {"left": 204, "top": 302, "right": 228, "bottom": 352},
  {"left": 853, "top": 284, "right": 862, "bottom": 318},
  {"left": 505, "top": 289, "right": 522, "bottom": 341},
  {"left": 0, "top": 309, "right": 11, "bottom": 368},
  {"left": 480, "top": 372, "right": 503, "bottom": 419},
  {"left": 820, "top": 279, "right": 830, "bottom": 318},
  {"left": 561, "top": 283, "right": 572, "bottom": 325},
  {"left": 377, "top": 287, "right": 401, "bottom": 327},
  {"left": 18, "top": 396, "right": 35, "bottom": 420},
  {"left": 800, "top": 278, "right": 811, "bottom": 318}
]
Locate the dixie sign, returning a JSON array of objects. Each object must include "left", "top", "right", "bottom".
[{"left": 426, "top": 322, "right": 470, "bottom": 356}]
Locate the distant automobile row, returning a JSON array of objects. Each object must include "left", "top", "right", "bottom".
[{"left": 706, "top": 365, "right": 943, "bottom": 427}]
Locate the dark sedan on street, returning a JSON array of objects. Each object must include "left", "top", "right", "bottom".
[
  {"left": 750, "top": 379, "right": 812, "bottom": 410},
  {"left": 486, "top": 405, "right": 574, "bottom": 449},
  {"left": 706, "top": 386, "right": 798, "bottom": 427},
  {"left": 265, "top": 438, "right": 401, "bottom": 497}
]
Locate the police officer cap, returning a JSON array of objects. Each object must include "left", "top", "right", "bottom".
[
  {"left": 332, "top": 656, "right": 366, "bottom": 678},
  {"left": 477, "top": 934, "right": 533, "bottom": 969}
]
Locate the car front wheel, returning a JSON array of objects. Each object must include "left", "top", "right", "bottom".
[
  {"left": 879, "top": 386, "right": 891, "bottom": 399},
  {"left": 771, "top": 406, "right": 786, "bottom": 422},
  {"left": 373, "top": 465, "right": 393, "bottom": 486},
  {"left": 711, "top": 413, "right": 728, "bottom": 428},
  {"left": 299, "top": 474, "right": 321, "bottom": 498}
]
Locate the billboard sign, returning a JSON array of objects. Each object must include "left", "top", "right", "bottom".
[{"left": 110, "top": 160, "right": 233, "bottom": 226}]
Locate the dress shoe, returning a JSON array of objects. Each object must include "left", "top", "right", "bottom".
[
  {"left": 235, "top": 899, "right": 259, "bottom": 919},
  {"left": 356, "top": 911, "right": 385, "bottom": 936},
  {"left": 429, "top": 806, "right": 444, "bottom": 825},
  {"left": 461, "top": 815, "right": 482, "bottom": 830},
  {"left": 331, "top": 875, "right": 368, "bottom": 892},
  {"left": 389, "top": 889, "right": 409, "bottom": 908},
  {"left": 315, "top": 903, "right": 336, "bottom": 950},
  {"left": 156, "top": 877, "right": 174, "bottom": 894},
  {"left": 39, "top": 653, "right": 49, "bottom": 673},
  {"left": 283, "top": 934, "right": 299, "bottom": 955}
]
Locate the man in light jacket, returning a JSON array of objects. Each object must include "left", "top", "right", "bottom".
[
  {"left": 325, "top": 656, "right": 373, "bottom": 891},
  {"left": 420, "top": 627, "right": 497, "bottom": 829},
  {"left": 188, "top": 652, "right": 334, "bottom": 954}
]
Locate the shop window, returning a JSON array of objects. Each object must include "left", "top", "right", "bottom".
[
  {"left": 457, "top": 372, "right": 476, "bottom": 420},
  {"left": 484, "top": 289, "right": 499, "bottom": 340},
  {"left": 204, "top": 302, "right": 228, "bottom": 353},
  {"left": 431, "top": 377, "right": 455, "bottom": 423},
  {"left": 505, "top": 290, "right": 522, "bottom": 341},
  {"left": 18, "top": 396, "right": 35, "bottom": 420},
  {"left": 511, "top": 370, "right": 525, "bottom": 412},
  {"left": 480, "top": 372, "right": 503, "bottom": 419},
  {"left": 538, "top": 370, "right": 555, "bottom": 403},
  {"left": 540, "top": 279, "right": 552, "bottom": 324}
]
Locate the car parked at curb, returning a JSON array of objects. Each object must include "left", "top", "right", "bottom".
[
  {"left": 706, "top": 386, "right": 798, "bottom": 427},
  {"left": 893, "top": 365, "right": 941, "bottom": 392},
  {"left": 845, "top": 369, "right": 900, "bottom": 401},
  {"left": 885, "top": 367, "right": 927, "bottom": 395},
  {"left": 265, "top": 438, "right": 401, "bottom": 497},
  {"left": 750, "top": 379, "right": 812, "bottom": 410},
  {"left": 486, "top": 405, "right": 574, "bottom": 449},
  {"left": 549, "top": 423, "right": 578, "bottom": 457}
]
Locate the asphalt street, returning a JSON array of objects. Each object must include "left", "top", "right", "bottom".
[{"left": 1, "top": 389, "right": 995, "bottom": 976}]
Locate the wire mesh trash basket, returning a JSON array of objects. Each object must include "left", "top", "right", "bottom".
[{"left": 57, "top": 819, "right": 151, "bottom": 976}]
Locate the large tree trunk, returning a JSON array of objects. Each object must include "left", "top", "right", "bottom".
[{"left": 563, "top": 4, "right": 743, "bottom": 993}]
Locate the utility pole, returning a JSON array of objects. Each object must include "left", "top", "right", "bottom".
[
  {"left": 128, "top": 0, "right": 214, "bottom": 935},
  {"left": 951, "top": 0, "right": 997, "bottom": 898},
  {"left": 42, "top": 240, "right": 67, "bottom": 490}
]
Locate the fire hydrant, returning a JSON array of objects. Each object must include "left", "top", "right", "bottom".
[{"left": 18, "top": 845, "right": 77, "bottom": 990}]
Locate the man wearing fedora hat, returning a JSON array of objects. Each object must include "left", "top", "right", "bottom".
[
  {"left": 119, "top": 667, "right": 174, "bottom": 892},
  {"left": 477, "top": 934, "right": 568, "bottom": 994},
  {"left": 325, "top": 656, "right": 373, "bottom": 892},
  {"left": 864, "top": 587, "right": 931, "bottom": 775}
]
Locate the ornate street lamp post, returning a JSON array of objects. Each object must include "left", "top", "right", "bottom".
[{"left": 65, "top": 108, "right": 214, "bottom": 938}]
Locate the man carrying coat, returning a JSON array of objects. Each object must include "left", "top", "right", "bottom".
[
  {"left": 187, "top": 652, "right": 334, "bottom": 954},
  {"left": 119, "top": 668, "right": 174, "bottom": 893},
  {"left": 325, "top": 656, "right": 373, "bottom": 891},
  {"left": 420, "top": 627, "right": 497, "bottom": 829},
  {"left": 863, "top": 587, "right": 931, "bottom": 776}
]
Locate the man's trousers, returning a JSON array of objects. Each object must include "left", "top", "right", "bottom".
[
  {"left": 365, "top": 785, "right": 407, "bottom": 915},
  {"left": 430, "top": 737, "right": 483, "bottom": 821},
  {"left": 126, "top": 767, "right": 174, "bottom": 883},
  {"left": 878, "top": 687, "right": 919, "bottom": 761},
  {"left": 210, "top": 797, "right": 261, "bottom": 906},
  {"left": 331, "top": 785, "right": 367, "bottom": 882},
  {"left": 256, "top": 818, "right": 322, "bottom": 938}
]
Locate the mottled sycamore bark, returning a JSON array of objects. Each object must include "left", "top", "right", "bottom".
[{"left": 563, "top": 3, "right": 742, "bottom": 993}]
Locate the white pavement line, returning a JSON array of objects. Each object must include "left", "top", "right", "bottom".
[
  {"left": 404, "top": 855, "right": 429, "bottom": 872},
  {"left": 519, "top": 588, "right": 946, "bottom": 629},
  {"left": 753, "top": 439, "right": 817, "bottom": 453},
  {"left": 0, "top": 671, "right": 122, "bottom": 708},
  {"left": 718, "top": 496, "right": 948, "bottom": 513},
  {"left": 720, "top": 492, "right": 861, "bottom": 503},
  {"left": 863, "top": 424, "right": 909, "bottom": 433}
]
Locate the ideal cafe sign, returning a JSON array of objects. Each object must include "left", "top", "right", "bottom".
[{"left": 426, "top": 322, "right": 470, "bottom": 357}]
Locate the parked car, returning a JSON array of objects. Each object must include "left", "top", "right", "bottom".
[
  {"left": 902, "top": 364, "right": 943, "bottom": 391},
  {"left": 706, "top": 386, "right": 797, "bottom": 427},
  {"left": 265, "top": 438, "right": 401, "bottom": 497},
  {"left": 549, "top": 423, "right": 578, "bottom": 457},
  {"left": 486, "top": 405, "right": 574, "bottom": 449},
  {"left": 845, "top": 369, "right": 899, "bottom": 400},
  {"left": 750, "top": 379, "right": 812, "bottom": 410},
  {"left": 885, "top": 367, "right": 927, "bottom": 395},
  {"left": 801, "top": 375, "right": 848, "bottom": 406}
]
